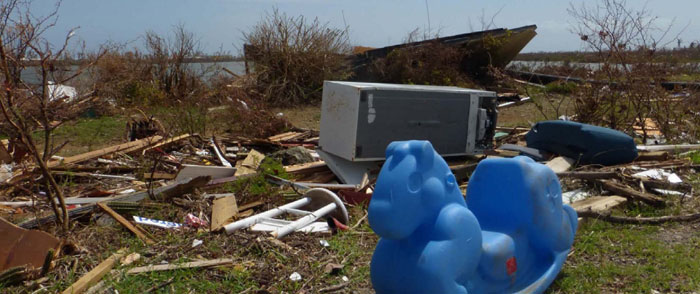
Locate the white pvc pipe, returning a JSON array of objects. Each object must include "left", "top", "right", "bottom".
[
  {"left": 271, "top": 202, "right": 337, "bottom": 239},
  {"left": 224, "top": 197, "right": 311, "bottom": 234}
]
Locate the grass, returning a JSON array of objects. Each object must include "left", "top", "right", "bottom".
[
  {"left": 549, "top": 221, "right": 700, "bottom": 293},
  {"left": 33, "top": 115, "right": 127, "bottom": 156}
]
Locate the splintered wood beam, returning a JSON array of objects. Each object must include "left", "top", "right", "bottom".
[
  {"left": 126, "top": 258, "right": 234, "bottom": 274},
  {"left": 97, "top": 203, "right": 155, "bottom": 245},
  {"left": 52, "top": 135, "right": 163, "bottom": 167},
  {"left": 61, "top": 249, "right": 126, "bottom": 294}
]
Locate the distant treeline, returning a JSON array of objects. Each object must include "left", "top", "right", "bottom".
[
  {"left": 22, "top": 55, "right": 242, "bottom": 67},
  {"left": 516, "top": 47, "right": 700, "bottom": 63}
]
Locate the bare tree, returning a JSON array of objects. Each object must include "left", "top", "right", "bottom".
[
  {"left": 0, "top": 0, "right": 106, "bottom": 231},
  {"left": 568, "top": 0, "right": 688, "bottom": 141}
]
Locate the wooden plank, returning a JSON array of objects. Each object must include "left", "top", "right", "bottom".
[
  {"left": 53, "top": 136, "right": 163, "bottom": 167},
  {"left": 126, "top": 258, "right": 234, "bottom": 274},
  {"left": 234, "top": 149, "right": 265, "bottom": 176},
  {"left": 635, "top": 151, "right": 670, "bottom": 162},
  {"left": 143, "top": 172, "right": 176, "bottom": 180},
  {"left": 546, "top": 156, "right": 575, "bottom": 173},
  {"left": 268, "top": 132, "right": 303, "bottom": 142},
  {"left": 96, "top": 203, "right": 155, "bottom": 245},
  {"left": 175, "top": 164, "right": 236, "bottom": 182},
  {"left": 284, "top": 161, "right": 327, "bottom": 173},
  {"left": 139, "top": 134, "right": 193, "bottom": 155},
  {"left": 598, "top": 180, "right": 665, "bottom": 207},
  {"left": 238, "top": 200, "right": 264, "bottom": 212},
  {"left": 211, "top": 196, "right": 238, "bottom": 231},
  {"left": 61, "top": 250, "right": 126, "bottom": 294},
  {"left": 571, "top": 196, "right": 627, "bottom": 213},
  {"left": 557, "top": 171, "right": 617, "bottom": 180}
]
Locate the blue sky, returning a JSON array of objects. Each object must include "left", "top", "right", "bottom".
[{"left": 34, "top": 0, "right": 700, "bottom": 54}]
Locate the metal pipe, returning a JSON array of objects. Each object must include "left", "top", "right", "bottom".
[
  {"left": 224, "top": 197, "right": 311, "bottom": 234},
  {"left": 271, "top": 202, "right": 337, "bottom": 239},
  {"left": 283, "top": 208, "right": 311, "bottom": 216}
]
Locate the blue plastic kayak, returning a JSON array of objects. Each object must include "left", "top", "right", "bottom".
[{"left": 526, "top": 120, "right": 638, "bottom": 165}]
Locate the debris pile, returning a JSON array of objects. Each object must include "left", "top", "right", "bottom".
[{"left": 0, "top": 91, "right": 699, "bottom": 292}]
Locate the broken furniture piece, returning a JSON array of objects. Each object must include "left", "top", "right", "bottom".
[
  {"left": 318, "top": 81, "right": 498, "bottom": 185},
  {"left": 223, "top": 188, "right": 348, "bottom": 239},
  {"left": 368, "top": 141, "right": 577, "bottom": 294}
]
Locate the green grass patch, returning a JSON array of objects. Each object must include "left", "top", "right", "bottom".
[{"left": 548, "top": 221, "right": 700, "bottom": 293}]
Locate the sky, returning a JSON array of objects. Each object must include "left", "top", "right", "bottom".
[{"left": 31, "top": 0, "right": 700, "bottom": 55}]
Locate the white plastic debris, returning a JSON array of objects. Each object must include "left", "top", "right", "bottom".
[
  {"left": 132, "top": 216, "right": 183, "bottom": 229},
  {"left": 561, "top": 189, "right": 589, "bottom": 204},
  {"left": 192, "top": 239, "right": 203, "bottom": 248},
  {"left": 289, "top": 272, "right": 302, "bottom": 281},
  {"left": 319, "top": 240, "right": 330, "bottom": 247},
  {"left": 342, "top": 276, "right": 349, "bottom": 282},
  {"left": 118, "top": 189, "right": 136, "bottom": 194},
  {"left": 47, "top": 81, "right": 77, "bottom": 102},
  {"left": 632, "top": 169, "right": 682, "bottom": 183},
  {"left": 653, "top": 189, "right": 686, "bottom": 196}
]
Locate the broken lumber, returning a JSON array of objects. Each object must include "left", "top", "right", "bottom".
[
  {"left": 635, "top": 151, "right": 670, "bottom": 162},
  {"left": 126, "top": 258, "right": 234, "bottom": 274},
  {"left": 211, "top": 195, "right": 238, "bottom": 231},
  {"left": 53, "top": 135, "right": 163, "bottom": 167},
  {"left": 284, "top": 161, "right": 328, "bottom": 174},
  {"left": 142, "top": 172, "right": 176, "bottom": 180},
  {"left": 557, "top": 171, "right": 618, "bottom": 180},
  {"left": 577, "top": 210, "right": 700, "bottom": 224},
  {"left": 598, "top": 180, "right": 665, "bottom": 207},
  {"left": 139, "top": 134, "right": 194, "bottom": 155},
  {"left": 97, "top": 203, "right": 155, "bottom": 245},
  {"left": 571, "top": 196, "right": 627, "bottom": 213},
  {"left": 61, "top": 249, "right": 126, "bottom": 294}
]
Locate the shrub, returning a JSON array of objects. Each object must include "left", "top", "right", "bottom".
[{"left": 243, "top": 8, "right": 352, "bottom": 106}]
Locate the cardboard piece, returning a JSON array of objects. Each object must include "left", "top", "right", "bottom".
[
  {"left": 211, "top": 196, "right": 238, "bottom": 231},
  {"left": 0, "top": 217, "right": 61, "bottom": 271},
  {"left": 234, "top": 149, "right": 265, "bottom": 176}
]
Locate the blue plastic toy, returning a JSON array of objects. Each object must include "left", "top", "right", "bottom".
[{"left": 368, "top": 140, "right": 578, "bottom": 294}]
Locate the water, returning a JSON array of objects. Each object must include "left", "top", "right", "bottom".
[{"left": 20, "top": 61, "right": 248, "bottom": 85}]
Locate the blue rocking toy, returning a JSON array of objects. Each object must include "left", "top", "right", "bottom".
[{"left": 368, "top": 141, "right": 577, "bottom": 294}]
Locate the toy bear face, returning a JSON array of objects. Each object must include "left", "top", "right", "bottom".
[{"left": 369, "top": 140, "right": 457, "bottom": 239}]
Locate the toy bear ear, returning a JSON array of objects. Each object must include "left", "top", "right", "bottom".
[
  {"left": 386, "top": 141, "right": 408, "bottom": 170},
  {"left": 385, "top": 141, "right": 400, "bottom": 158},
  {"left": 411, "top": 141, "right": 434, "bottom": 169}
]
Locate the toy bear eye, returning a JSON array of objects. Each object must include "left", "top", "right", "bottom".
[
  {"left": 445, "top": 174, "right": 456, "bottom": 189},
  {"left": 408, "top": 172, "right": 422, "bottom": 193}
]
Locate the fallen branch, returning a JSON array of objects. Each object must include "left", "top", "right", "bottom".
[
  {"left": 319, "top": 282, "right": 350, "bottom": 293},
  {"left": 598, "top": 180, "right": 665, "bottom": 207},
  {"left": 577, "top": 210, "right": 700, "bottom": 224}
]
